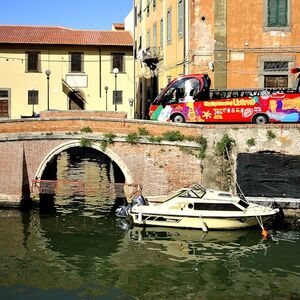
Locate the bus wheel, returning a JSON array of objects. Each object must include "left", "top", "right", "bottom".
[
  {"left": 172, "top": 114, "right": 185, "bottom": 123},
  {"left": 253, "top": 114, "right": 269, "bottom": 125}
]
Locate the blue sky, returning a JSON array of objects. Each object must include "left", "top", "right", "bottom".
[{"left": 1, "top": 0, "right": 133, "bottom": 30}]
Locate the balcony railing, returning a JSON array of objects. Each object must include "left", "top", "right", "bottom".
[{"left": 137, "top": 46, "right": 161, "bottom": 62}]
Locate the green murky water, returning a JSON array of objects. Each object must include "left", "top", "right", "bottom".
[
  {"left": 0, "top": 205, "right": 300, "bottom": 300},
  {"left": 1, "top": 147, "right": 299, "bottom": 299}
]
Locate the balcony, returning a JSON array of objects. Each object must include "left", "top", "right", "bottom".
[{"left": 137, "top": 47, "right": 160, "bottom": 70}]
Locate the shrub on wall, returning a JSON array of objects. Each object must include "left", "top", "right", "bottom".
[{"left": 162, "top": 130, "right": 185, "bottom": 142}]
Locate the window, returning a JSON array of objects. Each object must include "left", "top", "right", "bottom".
[
  {"left": 153, "top": 0, "right": 156, "bottom": 10},
  {"left": 167, "top": 9, "right": 172, "bottom": 43},
  {"left": 160, "top": 18, "right": 164, "bottom": 49},
  {"left": 147, "top": 31, "right": 150, "bottom": 49},
  {"left": 162, "top": 77, "right": 201, "bottom": 104},
  {"left": 147, "top": 0, "right": 150, "bottom": 16},
  {"left": 112, "top": 53, "right": 125, "bottom": 72},
  {"left": 264, "top": 61, "right": 288, "bottom": 72},
  {"left": 0, "top": 89, "right": 9, "bottom": 118},
  {"left": 194, "top": 203, "right": 242, "bottom": 211},
  {"left": 267, "top": 0, "right": 288, "bottom": 27},
  {"left": 178, "top": 0, "right": 183, "bottom": 35},
  {"left": 26, "top": 51, "right": 40, "bottom": 72},
  {"left": 28, "top": 90, "right": 39, "bottom": 105},
  {"left": 264, "top": 75, "right": 288, "bottom": 88},
  {"left": 113, "top": 90, "right": 123, "bottom": 105},
  {"left": 139, "top": 35, "right": 142, "bottom": 50},
  {"left": 0, "top": 90, "right": 8, "bottom": 98},
  {"left": 134, "top": 6, "right": 138, "bottom": 26},
  {"left": 259, "top": 57, "right": 293, "bottom": 88},
  {"left": 139, "top": 0, "right": 142, "bottom": 22},
  {"left": 153, "top": 22, "right": 157, "bottom": 52},
  {"left": 70, "top": 52, "right": 83, "bottom": 72}
]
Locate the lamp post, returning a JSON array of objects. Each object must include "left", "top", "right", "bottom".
[
  {"left": 112, "top": 67, "right": 119, "bottom": 111},
  {"left": 104, "top": 86, "right": 109, "bottom": 111},
  {"left": 45, "top": 69, "right": 51, "bottom": 110}
]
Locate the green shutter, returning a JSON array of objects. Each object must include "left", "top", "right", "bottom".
[
  {"left": 278, "top": 0, "right": 288, "bottom": 26},
  {"left": 268, "top": 0, "right": 287, "bottom": 27}
]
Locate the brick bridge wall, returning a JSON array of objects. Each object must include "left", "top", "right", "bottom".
[{"left": 1, "top": 112, "right": 300, "bottom": 206}]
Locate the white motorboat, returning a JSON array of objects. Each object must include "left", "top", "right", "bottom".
[{"left": 129, "top": 183, "right": 280, "bottom": 231}]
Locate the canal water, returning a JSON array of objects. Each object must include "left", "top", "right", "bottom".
[{"left": 0, "top": 147, "right": 300, "bottom": 299}]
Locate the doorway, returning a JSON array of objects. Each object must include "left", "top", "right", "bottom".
[{"left": 68, "top": 90, "right": 85, "bottom": 110}]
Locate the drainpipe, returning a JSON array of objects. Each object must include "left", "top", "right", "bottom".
[
  {"left": 133, "top": 0, "right": 136, "bottom": 118},
  {"left": 184, "top": 0, "right": 189, "bottom": 75},
  {"left": 99, "top": 48, "right": 102, "bottom": 98}
]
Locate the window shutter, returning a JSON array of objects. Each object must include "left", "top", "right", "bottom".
[
  {"left": 25, "top": 52, "right": 29, "bottom": 72},
  {"left": 28, "top": 90, "right": 39, "bottom": 105},
  {"left": 160, "top": 18, "right": 164, "bottom": 49},
  {"left": 268, "top": 0, "right": 278, "bottom": 26},
  {"left": 37, "top": 53, "right": 41, "bottom": 72},
  {"left": 268, "top": 0, "right": 287, "bottom": 27},
  {"left": 113, "top": 91, "right": 123, "bottom": 104},
  {"left": 278, "top": 0, "right": 288, "bottom": 26},
  {"left": 81, "top": 53, "right": 84, "bottom": 72},
  {"left": 112, "top": 54, "right": 124, "bottom": 72},
  {"left": 178, "top": 0, "right": 183, "bottom": 35},
  {"left": 153, "top": 22, "right": 157, "bottom": 50},
  {"left": 167, "top": 9, "right": 172, "bottom": 42},
  {"left": 70, "top": 52, "right": 83, "bottom": 72}
]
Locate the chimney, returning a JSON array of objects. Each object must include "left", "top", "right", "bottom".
[{"left": 112, "top": 23, "right": 125, "bottom": 31}]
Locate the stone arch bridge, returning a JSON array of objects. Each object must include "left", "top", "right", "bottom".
[{"left": 0, "top": 111, "right": 300, "bottom": 206}]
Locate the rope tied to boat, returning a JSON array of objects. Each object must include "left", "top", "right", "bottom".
[{"left": 225, "top": 147, "right": 270, "bottom": 239}]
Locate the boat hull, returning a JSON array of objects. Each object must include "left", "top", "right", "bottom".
[{"left": 130, "top": 212, "right": 276, "bottom": 230}]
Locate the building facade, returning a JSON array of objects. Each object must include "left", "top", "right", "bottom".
[
  {"left": 134, "top": 0, "right": 300, "bottom": 118},
  {"left": 0, "top": 25, "right": 134, "bottom": 119}
]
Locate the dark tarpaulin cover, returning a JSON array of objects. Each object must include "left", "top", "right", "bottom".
[{"left": 237, "top": 152, "right": 300, "bottom": 198}]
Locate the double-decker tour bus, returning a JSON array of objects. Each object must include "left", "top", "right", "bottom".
[{"left": 149, "top": 74, "right": 300, "bottom": 124}]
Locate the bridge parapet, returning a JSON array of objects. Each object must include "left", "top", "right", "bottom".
[{"left": 39, "top": 110, "right": 127, "bottom": 119}]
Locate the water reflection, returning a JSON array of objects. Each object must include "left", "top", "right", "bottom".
[
  {"left": 40, "top": 146, "right": 127, "bottom": 216},
  {"left": 0, "top": 209, "right": 300, "bottom": 299},
  {"left": 2, "top": 146, "right": 300, "bottom": 298},
  {"left": 124, "top": 226, "right": 270, "bottom": 262}
]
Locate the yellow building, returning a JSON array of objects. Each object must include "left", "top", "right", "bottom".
[
  {"left": 0, "top": 24, "right": 134, "bottom": 119},
  {"left": 134, "top": 0, "right": 187, "bottom": 118}
]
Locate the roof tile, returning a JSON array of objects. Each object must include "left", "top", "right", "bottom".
[{"left": 0, "top": 25, "right": 133, "bottom": 46}]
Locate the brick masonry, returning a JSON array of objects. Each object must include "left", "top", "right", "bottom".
[{"left": 0, "top": 115, "right": 300, "bottom": 205}]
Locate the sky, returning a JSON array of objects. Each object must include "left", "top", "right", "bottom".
[{"left": 1, "top": 0, "right": 133, "bottom": 30}]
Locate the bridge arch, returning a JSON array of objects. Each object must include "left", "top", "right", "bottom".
[{"left": 34, "top": 140, "right": 133, "bottom": 185}]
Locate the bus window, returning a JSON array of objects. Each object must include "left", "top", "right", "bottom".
[
  {"left": 161, "top": 77, "right": 202, "bottom": 104},
  {"left": 162, "top": 87, "right": 178, "bottom": 105}
]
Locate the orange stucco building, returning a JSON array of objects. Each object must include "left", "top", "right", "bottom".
[{"left": 134, "top": 0, "right": 300, "bottom": 118}]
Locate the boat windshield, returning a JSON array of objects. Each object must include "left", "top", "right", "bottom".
[
  {"left": 192, "top": 186, "right": 206, "bottom": 198},
  {"left": 179, "top": 183, "right": 206, "bottom": 198}
]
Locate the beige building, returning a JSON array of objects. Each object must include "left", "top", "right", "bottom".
[
  {"left": 134, "top": 0, "right": 300, "bottom": 119},
  {"left": 0, "top": 24, "right": 134, "bottom": 119},
  {"left": 134, "top": 0, "right": 187, "bottom": 118}
]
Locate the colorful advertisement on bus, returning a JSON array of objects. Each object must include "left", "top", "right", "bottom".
[{"left": 149, "top": 74, "right": 300, "bottom": 124}]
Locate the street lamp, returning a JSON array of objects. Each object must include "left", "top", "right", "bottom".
[
  {"left": 45, "top": 69, "right": 51, "bottom": 110},
  {"left": 112, "top": 67, "right": 119, "bottom": 111},
  {"left": 104, "top": 86, "right": 109, "bottom": 111}
]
